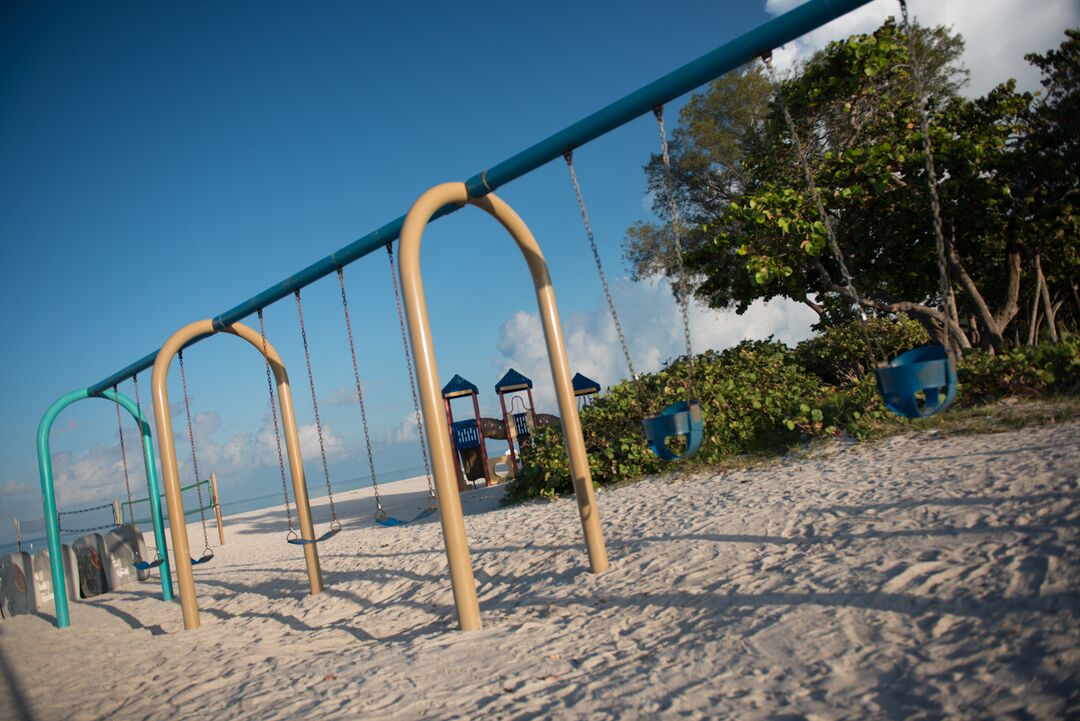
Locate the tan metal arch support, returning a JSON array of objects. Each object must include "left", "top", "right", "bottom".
[
  {"left": 151, "top": 319, "right": 324, "bottom": 631},
  {"left": 399, "top": 182, "right": 610, "bottom": 631}
]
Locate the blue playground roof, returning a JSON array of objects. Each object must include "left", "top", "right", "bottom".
[
  {"left": 572, "top": 372, "right": 601, "bottom": 396},
  {"left": 495, "top": 368, "right": 533, "bottom": 394},
  {"left": 442, "top": 374, "right": 479, "bottom": 399}
]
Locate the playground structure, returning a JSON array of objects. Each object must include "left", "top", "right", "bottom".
[
  {"left": 150, "top": 320, "right": 324, "bottom": 631},
  {"left": 442, "top": 374, "right": 494, "bottom": 490},
  {"left": 757, "top": 1, "right": 958, "bottom": 419},
  {"left": 495, "top": 369, "right": 538, "bottom": 475},
  {"left": 572, "top": 373, "right": 601, "bottom": 408},
  {"left": 400, "top": 183, "right": 609, "bottom": 630},
  {"left": 36, "top": 386, "right": 173, "bottom": 627},
  {"left": 35, "top": 0, "right": 882, "bottom": 631}
]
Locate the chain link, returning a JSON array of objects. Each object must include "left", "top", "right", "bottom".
[
  {"left": 57, "top": 501, "right": 114, "bottom": 517},
  {"left": 337, "top": 268, "right": 385, "bottom": 512},
  {"left": 294, "top": 290, "right": 340, "bottom": 528},
  {"left": 898, "top": 0, "right": 954, "bottom": 359},
  {"left": 131, "top": 374, "right": 152, "bottom": 490},
  {"left": 386, "top": 243, "right": 437, "bottom": 502},
  {"left": 564, "top": 150, "right": 647, "bottom": 411},
  {"left": 132, "top": 374, "right": 164, "bottom": 562},
  {"left": 56, "top": 499, "right": 117, "bottom": 533},
  {"left": 112, "top": 384, "right": 134, "bottom": 517},
  {"left": 258, "top": 309, "right": 295, "bottom": 537},
  {"left": 761, "top": 53, "right": 883, "bottom": 368},
  {"left": 653, "top": 106, "right": 695, "bottom": 397},
  {"left": 57, "top": 520, "right": 117, "bottom": 533},
  {"left": 178, "top": 350, "right": 212, "bottom": 555}
]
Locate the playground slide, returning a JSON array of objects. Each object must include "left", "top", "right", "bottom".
[
  {"left": 72, "top": 534, "right": 110, "bottom": 598},
  {"left": 0, "top": 552, "right": 31, "bottom": 618},
  {"left": 108, "top": 525, "right": 152, "bottom": 582},
  {"left": 460, "top": 446, "right": 487, "bottom": 483}
]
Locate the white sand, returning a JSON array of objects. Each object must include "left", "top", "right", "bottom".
[{"left": 1, "top": 421, "right": 1078, "bottom": 720}]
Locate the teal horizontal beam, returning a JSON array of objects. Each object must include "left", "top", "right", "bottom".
[
  {"left": 86, "top": 0, "right": 871, "bottom": 395},
  {"left": 464, "top": 0, "right": 872, "bottom": 197}
]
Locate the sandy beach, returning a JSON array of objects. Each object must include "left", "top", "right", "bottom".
[{"left": 1, "top": 420, "right": 1078, "bottom": 720}]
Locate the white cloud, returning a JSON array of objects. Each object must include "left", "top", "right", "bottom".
[
  {"left": 2, "top": 479, "right": 32, "bottom": 496},
  {"left": 44, "top": 411, "right": 347, "bottom": 510},
  {"left": 493, "top": 276, "right": 817, "bottom": 410},
  {"left": 385, "top": 411, "right": 423, "bottom": 445},
  {"left": 323, "top": 385, "right": 361, "bottom": 407},
  {"left": 764, "top": 0, "right": 1079, "bottom": 96},
  {"left": 297, "top": 421, "right": 345, "bottom": 460}
]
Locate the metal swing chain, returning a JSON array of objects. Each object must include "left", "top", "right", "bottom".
[
  {"left": 899, "top": 0, "right": 954, "bottom": 361},
  {"left": 386, "top": 243, "right": 437, "bottom": 502},
  {"left": 131, "top": 374, "right": 151, "bottom": 489},
  {"left": 564, "top": 150, "right": 648, "bottom": 410},
  {"left": 294, "top": 290, "right": 340, "bottom": 529},
  {"left": 130, "top": 374, "right": 163, "bottom": 561},
  {"left": 337, "top": 268, "right": 386, "bottom": 516},
  {"left": 653, "top": 105, "right": 695, "bottom": 397},
  {"left": 257, "top": 309, "right": 296, "bottom": 539},
  {"left": 762, "top": 53, "right": 883, "bottom": 368},
  {"left": 177, "top": 350, "right": 212, "bottom": 556},
  {"left": 112, "top": 384, "right": 135, "bottom": 525}
]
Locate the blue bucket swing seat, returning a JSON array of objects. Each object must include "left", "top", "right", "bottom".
[
  {"left": 642, "top": 400, "right": 704, "bottom": 461},
  {"left": 874, "top": 344, "right": 957, "bottom": 419}
]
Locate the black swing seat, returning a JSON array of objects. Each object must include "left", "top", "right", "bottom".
[
  {"left": 133, "top": 557, "right": 165, "bottom": 571},
  {"left": 190, "top": 550, "right": 214, "bottom": 565},
  {"left": 287, "top": 526, "right": 341, "bottom": 546},
  {"left": 375, "top": 505, "right": 438, "bottom": 528}
]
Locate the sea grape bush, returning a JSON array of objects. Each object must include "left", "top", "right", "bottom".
[
  {"left": 959, "top": 334, "right": 1080, "bottom": 400},
  {"left": 794, "top": 315, "right": 930, "bottom": 384},
  {"left": 506, "top": 339, "right": 823, "bottom": 502},
  {"left": 502, "top": 330, "right": 1079, "bottom": 504}
]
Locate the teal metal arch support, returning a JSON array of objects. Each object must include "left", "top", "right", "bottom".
[{"left": 36, "top": 388, "right": 174, "bottom": 628}]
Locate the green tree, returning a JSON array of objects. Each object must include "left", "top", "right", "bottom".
[
  {"left": 626, "top": 20, "right": 1047, "bottom": 353},
  {"left": 1016, "top": 29, "right": 1080, "bottom": 339}
]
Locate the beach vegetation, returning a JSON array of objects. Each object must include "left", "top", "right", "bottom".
[
  {"left": 504, "top": 25, "right": 1080, "bottom": 503},
  {"left": 624, "top": 21, "right": 1079, "bottom": 353},
  {"left": 503, "top": 333, "right": 1080, "bottom": 503}
]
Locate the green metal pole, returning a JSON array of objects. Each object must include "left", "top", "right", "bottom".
[
  {"left": 36, "top": 388, "right": 174, "bottom": 629},
  {"left": 125, "top": 387, "right": 174, "bottom": 601}
]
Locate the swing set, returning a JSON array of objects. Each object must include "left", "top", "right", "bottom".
[
  {"left": 759, "top": 0, "right": 959, "bottom": 419},
  {"left": 36, "top": 0, "right": 891, "bottom": 632}
]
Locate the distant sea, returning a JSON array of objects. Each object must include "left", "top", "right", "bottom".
[{"left": 0, "top": 464, "right": 427, "bottom": 557}]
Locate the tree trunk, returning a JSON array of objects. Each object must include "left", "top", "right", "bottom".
[
  {"left": 796, "top": 294, "right": 825, "bottom": 317},
  {"left": 1027, "top": 275, "right": 1041, "bottom": 347},
  {"left": 1035, "top": 254, "right": 1059, "bottom": 343},
  {"left": 944, "top": 227, "right": 1020, "bottom": 353}
]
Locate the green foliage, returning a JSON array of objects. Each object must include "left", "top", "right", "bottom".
[
  {"left": 502, "top": 335, "right": 1080, "bottom": 504},
  {"left": 795, "top": 315, "right": 930, "bottom": 384},
  {"left": 626, "top": 19, "right": 1080, "bottom": 352},
  {"left": 503, "top": 339, "right": 824, "bottom": 502},
  {"left": 959, "top": 335, "right": 1080, "bottom": 401}
]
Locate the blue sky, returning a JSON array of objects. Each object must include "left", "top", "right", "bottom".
[{"left": 2, "top": 0, "right": 1076, "bottom": 543}]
